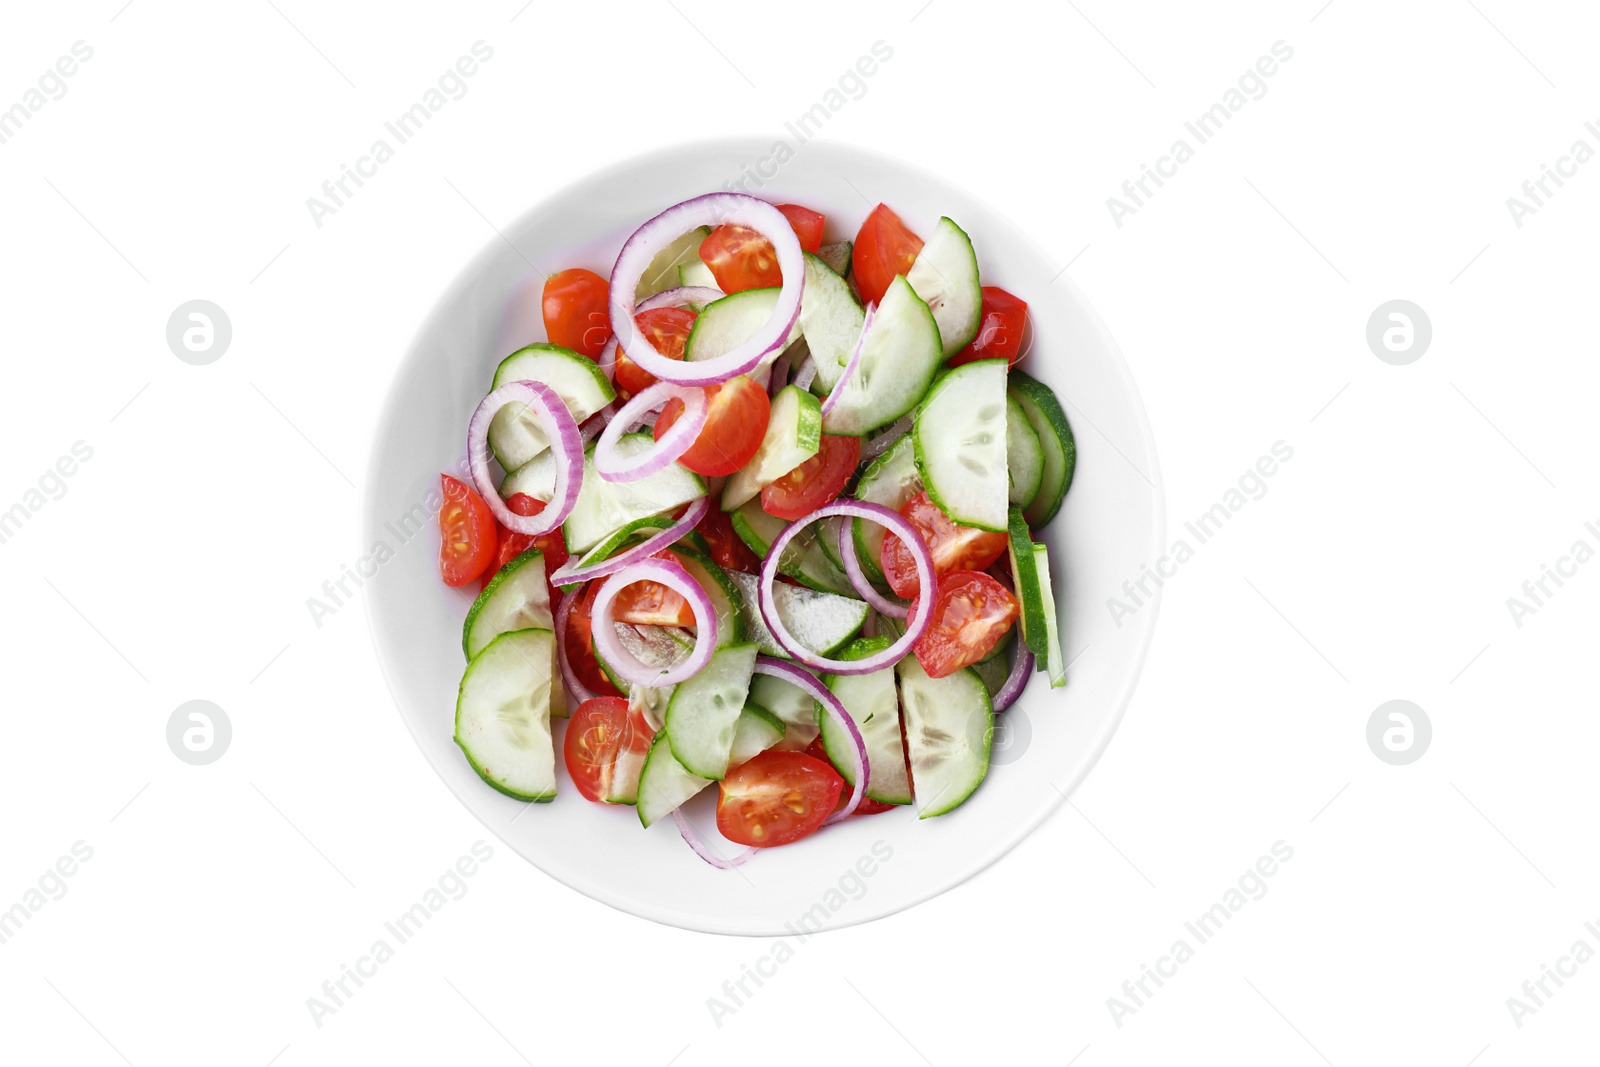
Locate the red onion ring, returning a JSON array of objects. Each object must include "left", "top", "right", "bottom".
[
  {"left": 593, "top": 381, "right": 707, "bottom": 483},
  {"left": 553, "top": 591, "right": 597, "bottom": 706},
  {"left": 767, "top": 351, "right": 791, "bottom": 398},
  {"left": 993, "top": 643, "right": 1036, "bottom": 713},
  {"left": 760, "top": 502, "right": 934, "bottom": 675},
  {"left": 551, "top": 495, "right": 710, "bottom": 586},
  {"left": 579, "top": 402, "right": 615, "bottom": 445},
  {"left": 820, "top": 303, "right": 875, "bottom": 418},
  {"left": 860, "top": 415, "right": 911, "bottom": 464},
  {"left": 597, "top": 336, "right": 618, "bottom": 384},
  {"left": 636, "top": 285, "right": 724, "bottom": 313},
  {"left": 790, "top": 355, "right": 817, "bottom": 392},
  {"left": 753, "top": 656, "right": 870, "bottom": 824},
  {"left": 837, "top": 519, "right": 909, "bottom": 620},
  {"left": 590, "top": 557, "right": 717, "bottom": 686},
  {"left": 670, "top": 809, "right": 756, "bottom": 869},
  {"left": 467, "top": 380, "right": 582, "bottom": 536},
  {"left": 609, "top": 194, "right": 803, "bottom": 386}
]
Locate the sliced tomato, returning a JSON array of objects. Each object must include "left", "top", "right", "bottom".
[
  {"left": 567, "top": 582, "right": 623, "bottom": 698},
  {"left": 777, "top": 204, "right": 825, "bottom": 253},
  {"left": 614, "top": 306, "right": 696, "bottom": 399},
  {"left": 542, "top": 268, "right": 611, "bottom": 359},
  {"left": 803, "top": 736, "right": 895, "bottom": 815},
  {"left": 851, "top": 203, "right": 923, "bottom": 308},
  {"left": 949, "top": 287, "right": 1029, "bottom": 368},
  {"left": 481, "top": 493, "right": 570, "bottom": 604},
  {"left": 910, "top": 570, "right": 1019, "bottom": 678},
  {"left": 698, "top": 203, "right": 825, "bottom": 293},
  {"left": 695, "top": 504, "right": 761, "bottom": 573},
  {"left": 610, "top": 576, "right": 694, "bottom": 626},
  {"left": 760, "top": 434, "right": 860, "bottom": 521},
  {"left": 880, "top": 491, "right": 1010, "bottom": 599},
  {"left": 716, "top": 749, "right": 844, "bottom": 847},
  {"left": 563, "top": 696, "right": 653, "bottom": 803},
  {"left": 653, "top": 374, "right": 771, "bottom": 476},
  {"left": 438, "top": 475, "right": 497, "bottom": 586}
]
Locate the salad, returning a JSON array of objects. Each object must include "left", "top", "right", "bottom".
[{"left": 436, "top": 192, "right": 1075, "bottom": 868}]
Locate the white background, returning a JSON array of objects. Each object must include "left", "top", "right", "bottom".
[{"left": 1, "top": 1, "right": 1596, "bottom": 1064}]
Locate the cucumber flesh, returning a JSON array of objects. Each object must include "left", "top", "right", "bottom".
[
  {"left": 1032, "top": 543, "right": 1066, "bottom": 688},
  {"left": 748, "top": 670, "right": 822, "bottom": 751},
  {"left": 488, "top": 345, "right": 616, "bottom": 472},
  {"left": 729, "top": 500, "right": 857, "bottom": 595},
  {"left": 1008, "top": 371, "right": 1076, "bottom": 528},
  {"left": 798, "top": 252, "right": 866, "bottom": 394},
  {"left": 851, "top": 433, "right": 922, "bottom": 584},
  {"left": 820, "top": 275, "right": 944, "bottom": 437},
  {"left": 463, "top": 548, "right": 552, "bottom": 660},
  {"left": 637, "top": 704, "right": 783, "bottom": 827},
  {"left": 820, "top": 637, "right": 912, "bottom": 805},
  {"left": 678, "top": 259, "right": 718, "bottom": 290},
  {"left": 1007, "top": 508, "right": 1048, "bottom": 659},
  {"left": 725, "top": 569, "right": 868, "bottom": 660},
  {"left": 913, "top": 358, "right": 1009, "bottom": 532},
  {"left": 896, "top": 655, "right": 992, "bottom": 818},
  {"left": 1006, "top": 393, "right": 1045, "bottom": 507},
  {"left": 721, "top": 385, "right": 821, "bottom": 510},
  {"left": 904, "top": 217, "right": 983, "bottom": 357},
  {"left": 564, "top": 435, "right": 705, "bottom": 553},
  {"left": 454, "top": 629, "right": 558, "bottom": 801},
  {"left": 499, "top": 450, "right": 556, "bottom": 502},
  {"left": 685, "top": 287, "right": 798, "bottom": 364},
  {"left": 663, "top": 643, "right": 759, "bottom": 779},
  {"left": 637, "top": 226, "right": 712, "bottom": 300}
]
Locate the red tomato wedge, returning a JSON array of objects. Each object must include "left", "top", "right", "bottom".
[
  {"left": 880, "top": 491, "right": 1010, "bottom": 599},
  {"left": 614, "top": 306, "right": 695, "bottom": 399},
  {"left": 438, "top": 475, "right": 497, "bottom": 587},
  {"left": 542, "top": 268, "right": 612, "bottom": 358},
  {"left": 777, "top": 204, "right": 825, "bottom": 253},
  {"left": 803, "top": 736, "right": 895, "bottom": 815},
  {"left": 761, "top": 434, "right": 861, "bottom": 520},
  {"left": 564, "top": 697, "right": 653, "bottom": 803},
  {"left": 910, "top": 570, "right": 1019, "bottom": 678},
  {"left": 949, "top": 287, "right": 1029, "bottom": 367},
  {"left": 698, "top": 203, "right": 826, "bottom": 292},
  {"left": 852, "top": 203, "right": 923, "bottom": 308},
  {"left": 653, "top": 375, "right": 771, "bottom": 477},
  {"left": 480, "top": 494, "right": 569, "bottom": 605},
  {"left": 695, "top": 504, "right": 761, "bottom": 573},
  {"left": 716, "top": 750, "right": 844, "bottom": 847}
]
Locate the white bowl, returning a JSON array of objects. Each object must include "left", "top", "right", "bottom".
[{"left": 364, "top": 138, "right": 1164, "bottom": 936}]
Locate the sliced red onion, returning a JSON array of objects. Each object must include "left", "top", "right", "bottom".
[
  {"left": 819, "top": 303, "right": 876, "bottom": 418},
  {"left": 671, "top": 809, "right": 755, "bottom": 869},
  {"left": 636, "top": 285, "right": 724, "bottom": 313},
  {"left": 593, "top": 381, "right": 707, "bottom": 483},
  {"left": 579, "top": 402, "right": 615, "bottom": 445},
  {"left": 591, "top": 557, "right": 717, "bottom": 686},
  {"left": 468, "top": 380, "right": 582, "bottom": 535},
  {"left": 993, "top": 643, "right": 1036, "bottom": 713},
  {"left": 609, "top": 194, "right": 803, "bottom": 386},
  {"left": 759, "top": 502, "right": 934, "bottom": 675},
  {"left": 554, "top": 591, "right": 597, "bottom": 705},
  {"left": 753, "top": 656, "right": 869, "bottom": 824},
  {"left": 767, "top": 351, "right": 791, "bottom": 398},
  {"left": 597, "top": 336, "right": 618, "bottom": 384},
  {"left": 551, "top": 495, "right": 710, "bottom": 586},
  {"left": 791, "top": 355, "right": 817, "bottom": 392},
  {"left": 860, "top": 416, "right": 911, "bottom": 464},
  {"left": 837, "top": 518, "right": 908, "bottom": 620}
]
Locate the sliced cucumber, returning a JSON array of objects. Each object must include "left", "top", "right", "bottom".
[
  {"left": 1007, "top": 508, "right": 1048, "bottom": 659},
  {"left": 488, "top": 345, "right": 616, "bottom": 471},
  {"left": 1032, "top": 543, "right": 1066, "bottom": 688},
  {"left": 896, "top": 655, "right": 992, "bottom": 818},
  {"left": 817, "top": 515, "right": 849, "bottom": 574},
  {"left": 463, "top": 548, "right": 551, "bottom": 659},
  {"left": 1006, "top": 393, "right": 1045, "bottom": 507},
  {"left": 562, "top": 515, "right": 675, "bottom": 589},
  {"left": 564, "top": 435, "right": 705, "bottom": 553},
  {"left": 721, "top": 385, "right": 821, "bottom": 510},
  {"left": 904, "top": 217, "right": 982, "bottom": 357},
  {"left": 678, "top": 259, "right": 718, "bottom": 290},
  {"left": 666, "top": 545, "right": 746, "bottom": 648},
  {"left": 971, "top": 635, "right": 1014, "bottom": 699},
  {"left": 913, "top": 358, "right": 1008, "bottom": 532},
  {"left": 637, "top": 226, "right": 711, "bottom": 300},
  {"left": 729, "top": 499, "right": 856, "bottom": 595},
  {"left": 748, "top": 670, "right": 821, "bottom": 750},
  {"left": 820, "top": 637, "right": 912, "bottom": 805},
  {"left": 499, "top": 450, "right": 556, "bottom": 502},
  {"left": 1008, "top": 371, "right": 1076, "bottom": 528},
  {"left": 851, "top": 433, "right": 922, "bottom": 584},
  {"left": 798, "top": 252, "right": 866, "bottom": 395},
  {"left": 817, "top": 240, "right": 852, "bottom": 277},
  {"left": 725, "top": 569, "right": 868, "bottom": 660},
  {"left": 685, "top": 287, "right": 794, "bottom": 364},
  {"left": 637, "top": 704, "right": 783, "bottom": 827},
  {"left": 454, "top": 628, "right": 558, "bottom": 801},
  {"left": 821, "top": 275, "right": 944, "bottom": 436},
  {"left": 663, "top": 642, "right": 759, "bottom": 779}
]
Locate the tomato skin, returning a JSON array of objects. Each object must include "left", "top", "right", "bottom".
[
  {"left": 852, "top": 204, "right": 923, "bottom": 308},
  {"left": 880, "top": 491, "right": 1010, "bottom": 600},
  {"left": 614, "top": 306, "right": 696, "bottom": 399},
  {"left": 653, "top": 375, "right": 771, "bottom": 477},
  {"left": 911, "top": 570, "right": 1020, "bottom": 678},
  {"left": 542, "top": 268, "right": 612, "bottom": 358},
  {"left": 803, "top": 736, "right": 895, "bottom": 815},
  {"left": 716, "top": 750, "right": 844, "bottom": 847},
  {"left": 439, "top": 475, "right": 498, "bottom": 586},
  {"left": 949, "top": 288, "right": 1029, "bottom": 368},
  {"left": 480, "top": 494, "right": 568, "bottom": 605},
  {"left": 695, "top": 505, "right": 761, "bottom": 573},
  {"left": 760, "top": 435, "right": 861, "bottom": 521},
  {"left": 567, "top": 582, "right": 623, "bottom": 698},
  {"left": 564, "top": 696, "right": 653, "bottom": 803},
  {"left": 698, "top": 203, "right": 826, "bottom": 292},
  {"left": 777, "top": 204, "right": 825, "bottom": 253}
]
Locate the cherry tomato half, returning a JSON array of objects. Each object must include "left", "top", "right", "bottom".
[
  {"left": 567, "top": 582, "right": 623, "bottom": 698},
  {"left": 761, "top": 435, "right": 861, "bottom": 521},
  {"left": 698, "top": 203, "right": 827, "bottom": 292},
  {"left": 695, "top": 504, "right": 762, "bottom": 573},
  {"left": 910, "top": 570, "right": 1019, "bottom": 678},
  {"left": 948, "top": 288, "right": 1029, "bottom": 368},
  {"left": 852, "top": 203, "right": 923, "bottom": 308},
  {"left": 564, "top": 696, "right": 653, "bottom": 803},
  {"left": 542, "top": 268, "right": 612, "bottom": 359},
  {"left": 879, "top": 491, "right": 1010, "bottom": 599},
  {"left": 803, "top": 736, "right": 896, "bottom": 815},
  {"left": 716, "top": 749, "right": 844, "bottom": 847},
  {"left": 438, "top": 474, "right": 497, "bottom": 587},
  {"left": 480, "top": 494, "right": 569, "bottom": 606},
  {"left": 614, "top": 306, "right": 696, "bottom": 399},
  {"left": 653, "top": 375, "right": 771, "bottom": 477}
]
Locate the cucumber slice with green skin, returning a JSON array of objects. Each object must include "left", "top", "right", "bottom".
[
  {"left": 729, "top": 499, "right": 857, "bottom": 595},
  {"left": 463, "top": 548, "right": 552, "bottom": 659},
  {"left": 1006, "top": 393, "right": 1045, "bottom": 507},
  {"left": 499, "top": 450, "right": 556, "bottom": 502},
  {"left": 851, "top": 433, "right": 923, "bottom": 584},
  {"left": 725, "top": 569, "right": 868, "bottom": 661},
  {"left": 637, "top": 704, "right": 783, "bottom": 827},
  {"left": 820, "top": 637, "right": 912, "bottom": 806},
  {"left": 748, "top": 670, "right": 822, "bottom": 751},
  {"left": 721, "top": 385, "right": 822, "bottom": 510},
  {"left": 971, "top": 635, "right": 1014, "bottom": 699},
  {"left": 904, "top": 217, "right": 983, "bottom": 357},
  {"left": 1007, "top": 371, "right": 1076, "bottom": 528},
  {"left": 896, "top": 655, "right": 992, "bottom": 818},
  {"left": 666, "top": 545, "right": 746, "bottom": 647},
  {"left": 817, "top": 515, "right": 849, "bottom": 574},
  {"left": 663, "top": 642, "right": 759, "bottom": 779},
  {"left": 820, "top": 275, "right": 944, "bottom": 437},
  {"left": 488, "top": 345, "right": 616, "bottom": 472},
  {"left": 684, "top": 287, "right": 795, "bottom": 364},
  {"left": 817, "top": 240, "right": 852, "bottom": 277},
  {"left": 1032, "top": 543, "right": 1066, "bottom": 688},
  {"left": 1007, "top": 508, "right": 1048, "bottom": 659},
  {"left": 455, "top": 628, "right": 558, "bottom": 801},
  {"left": 637, "top": 226, "right": 712, "bottom": 300},
  {"left": 678, "top": 259, "right": 718, "bottom": 290},
  {"left": 564, "top": 435, "right": 706, "bottom": 553},
  {"left": 913, "top": 358, "right": 1009, "bottom": 533},
  {"left": 561, "top": 515, "right": 675, "bottom": 591},
  {"left": 600, "top": 735, "right": 652, "bottom": 805},
  {"left": 798, "top": 252, "right": 866, "bottom": 395}
]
